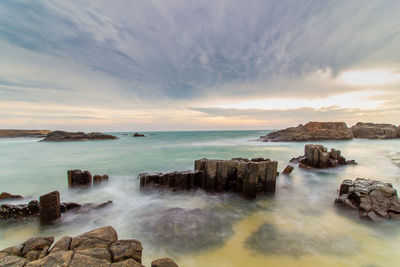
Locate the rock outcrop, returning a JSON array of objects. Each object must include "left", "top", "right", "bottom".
[
  {"left": 39, "top": 191, "right": 61, "bottom": 224},
  {"left": 41, "top": 131, "right": 118, "bottom": 142},
  {"left": 335, "top": 178, "right": 400, "bottom": 221},
  {"left": 0, "top": 192, "right": 23, "bottom": 200},
  {"left": 68, "top": 170, "right": 109, "bottom": 188},
  {"left": 291, "top": 144, "right": 356, "bottom": 169},
  {"left": 0, "top": 226, "right": 178, "bottom": 267},
  {"left": 351, "top": 122, "right": 400, "bottom": 139},
  {"left": 133, "top": 132, "right": 145, "bottom": 137},
  {"left": 260, "top": 122, "right": 353, "bottom": 142},
  {"left": 0, "top": 129, "right": 51, "bottom": 138},
  {"left": 139, "top": 157, "right": 278, "bottom": 199}
]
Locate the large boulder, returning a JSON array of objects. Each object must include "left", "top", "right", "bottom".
[
  {"left": 335, "top": 178, "right": 400, "bottom": 221},
  {"left": 39, "top": 191, "right": 61, "bottom": 224},
  {"left": 351, "top": 122, "right": 400, "bottom": 139},
  {"left": 260, "top": 121, "right": 353, "bottom": 142},
  {"left": 41, "top": 131, "right": 118, "bottom": 141}
]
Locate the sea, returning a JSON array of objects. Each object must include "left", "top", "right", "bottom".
[{"left": 0, "top": 130, "right": 400, "bottom": 266}]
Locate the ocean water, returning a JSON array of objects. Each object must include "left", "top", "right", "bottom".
[{"left": 0, "top": 130, "right": 400, "bottom": 267}]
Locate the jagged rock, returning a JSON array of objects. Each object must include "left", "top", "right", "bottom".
[
  {"left": 0, "top": 129, "right": 51, "bottom": 138},
  {"left": 0, "top": 192, "right": 23, "bottom": 200},
  {"left": 75, "top": 248, "right": 111, "bottom": 261},
  {"left": 151, "top": 258, "right": 179, "bottom": 267},
  {"left": 49, "top": 236, "right": 72, "bottom": 253},
  {"left": 109, "top": 240, "right": 142, "bottom": 263},
  {"left": 69, "top": 252, "right": 110, "bottom": 267},
  {"left": 68, "top": 170, "right": 92, "bottom": 188},
  {"left": 295, "top": 144, "right": 356, "bottom": 169},
  {"left": 282, "top": 165, "right": 294, "bottom": 174},
  {"left": 26, "top": 251, "right": 73, "bottom": 267},
  {"left": 0, "top": 201, "right": 40, "bottom": 221},
  {"left": 70, "top": 226, "right": 118, "bottom": 250},
  {"left": 112, "top": 259, "right": 144, "bottom": 266},
  {"left": 0, "top": 255, "right": 28, "bottom": 266},
  {"left": 41, "top": 131, "right": 118, "bottom": 142},
  {"left": 133, "top": 132, "right": 145, "bottom": 137},
  {"left": 39, "top": 191, "right": 61, "bottom": 224},
  {"left": 260, "top": 121, "right": 353, "bottom": 142},
  {"left": 335, "top": 178, "right": 400, "bottom": 221},
  {"left": 352, "top": 122, "right": 400, "bottom": 139},
  {"left": 140, "top": 158, "right": 278, "bottom": 200}
]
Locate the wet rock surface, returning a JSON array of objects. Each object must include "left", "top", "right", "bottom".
[
  {"left": 335, "top": 178, "right": 400, "bottom": 221},
  {"left": 41, "top": 130, "right": 118, "bottom": 141},
  {"left": 246, "top": 223, "right": 359, "bottom": 256},
  {"left": 291, "top": 144, "right": 356, "bottom": 169},
  {"left": 140, "top": 207, "right": 235, "bottom": 253},
  {"left": 351, "top": 122, "right": 400, "bottom": 139},
  {"left": 0, "top": 226, "right": 174, "bottom": 267},
  {"left": 68, "top": 170, "right": 109, "bottom": 188},
  {"left": 260, "top": 121, "right": 353, "bottom": 142},
  {"left": 140, "top": 157, "right": 278, "bottom": 200}
]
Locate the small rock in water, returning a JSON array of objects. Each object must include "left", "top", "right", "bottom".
[{"left": 282, "top": 165, "right": 294, "bottom": 175}]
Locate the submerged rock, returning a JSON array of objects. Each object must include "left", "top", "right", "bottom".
[
  {"left": 41, "top": 131, "right": 118, "bottom": 142},
  {"left": 139, "top": 157, "right": 278, "bottom": 200},
  {"left": 335, "top": 178, "right": 400, "bottom": 221},
  {"left": 260, "top": 121, "right": 353, "bottom": 142},
  {"left": 351, "top": 122, "right": 400, "bottom": 139},
  {"left": 140, "top": 207, "right": 234, "bottom": 253},
  {"left": 292, "top": 144, "right": 356, "bottom": 169},
  {"left": 0, "top": 226, "right": 164, "bottom": 267},
  {"left": 133, "top": 132, "right": 145, "bottom": 137},
  {"left": 245, "top": 223, "right": 358, "bottom": 256}
]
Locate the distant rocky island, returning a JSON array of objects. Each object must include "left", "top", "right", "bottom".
[
  {"left": 41, "top": 131, "right": 118, "bottom": 142},
  {"left": 260, "top": 121, "right": 400, "bottom": 142},
  {"left": 0, "top": 129, "right": 51, "bottom": 138}
]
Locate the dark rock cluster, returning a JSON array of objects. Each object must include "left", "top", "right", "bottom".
[
  {"left": 68, "top": 170, "right": 109, "bottom": 188},
  {"left": 0, "top": 192, "right": 23, "bottom": 200},
  {"left": 0, "top": 226, "right": 178, "bottom": 267},
  {"left": 260, "top": 121, "right": 354, "bottom": 142},
  {"left": 335, "top": 178, "right": 400, "bottom": 221},
  {"left": 351, "top": 122, "right": 400, "bottom": 139},
  {"left": 291, "top": 144, "right": 356, "bottom": 169},
  {"left": 133, "top": 132, "right": 145, "bottom": 137},
  {"left": 41, "top": 131, "right": 118, "bottom": 142},
  {"left": 139, "top": 157, "right": 278, "bottom": 200}
]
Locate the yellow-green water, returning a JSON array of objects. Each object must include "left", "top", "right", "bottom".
[{"left": 0, "top": 130, "right": 399, "bottom": 266}]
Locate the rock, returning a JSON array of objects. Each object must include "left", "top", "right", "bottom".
[
  {"left": 93, "top": 174, "right": 109, "bottom": 185},
  {"left": 0, "top": 192, "right": 23, "bottom": 200},
  {"left": 0, "top": 202, "right": 40, "bottom": 221},
  {"left": 109, "top": 240, "right": 142, "bottom": 263},
  {"left": 351, "top": 122, "right": 400, "bottom": 139},
  {"left": 75, "top": 247, "right": 111, "bottom": 261},
  {"left": 282, "top": 165, "right": 294, "bottom": 175},
  {"left": 111, "top": 259, "right": 144, "bottom": 266},
  {"left": 335, "top": 178, "right": 400, "bottom": 221},
  {"left": 0, "top": 255, "right": 28, "bottom": 266},
  {"left": 49, "top": 236, "right": 72, "bottom": 253},
  {"left": 260, "top": 121, "right": 353, "bottom": 142},
  {"left": 69, "top": 252, "right": 110, "bottom": 267},
  {"left": 140, "top": 157, "right": 278, "bottom": 199},
  {"left": 68, "top": 170, "right": 93, "bottom": 188},
  {"left": 26, "top": 250, "right": 73, "bottom": 267},
  {"left": 133, "top": 132, "right": 145, "bottom": 137},
  {"left": 70, "top": 226, "right": 118, "bottom": 250},
  {"left": 41, "top": 131, "right": 118, "bottom": 142},
  {"left": 295, "top": 144, "right": 356, "bottom": 169},
  {"left": 21, "top": 237, "right": 54, "bottom": 256},
  {"left": 0, "top": 129, "right": 51, "bottom": 138},
  {"left": 151, "top": 258, "right": 179, "bottom": 267},
  {"left": 39, "top": 191, "right": 61, "bottom": 224}
]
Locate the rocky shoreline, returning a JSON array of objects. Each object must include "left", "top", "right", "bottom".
[{"left": 41, "top": 131, "right": 118, "bottom": 142}]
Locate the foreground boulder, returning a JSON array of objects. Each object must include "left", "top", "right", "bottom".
[
  {"left": 139, "top": 157, "right": 278, "bottom": 199},
  {"left": 41, "top": 131, "right": 118, "bottom": 142},
  {"left": 0, "top": 129, "right": 51, "bottom": 138},
  {"left": 335, "top": 178, "right": 400, "bottom": 221},
  {"left": 0, "top": 226, "right": 177, "bottom": 267},
  {"left": 260, "top": 121, "right": 353, "bottom": 142},
  {"left": 291, "top": 144, "right": 356, "bottom": 169},
  {"left": 351, "top": 122, "right": 400, "bottom": 139}
]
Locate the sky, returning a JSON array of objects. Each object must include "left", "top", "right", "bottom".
[{"left": 0, "top": 0, "right": 399, "bottom": 131}]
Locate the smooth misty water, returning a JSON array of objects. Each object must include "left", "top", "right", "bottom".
[{"left": 0, "top": 130, "right": 400, "bottom": 266}]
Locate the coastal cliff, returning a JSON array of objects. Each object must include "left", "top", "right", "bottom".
[{"left": 0, "top": 129, "right": 51, "bottom": 138}]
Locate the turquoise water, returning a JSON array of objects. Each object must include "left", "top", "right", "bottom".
[{"left": 1, "top": 130, "right": 400, "bottom": 266}]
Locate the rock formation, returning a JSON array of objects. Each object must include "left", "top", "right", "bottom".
[
  {"left": 291, "top": 144, "right": 356, "bottom": 169},
  {"left": 260, "top": 121, "right": 353, "bottom": 142},
  {"left": 335, "top": 178, "right": 400, "bottom": 221},
  {"left": 351, "top": 122, "right": 400, "bottom": 139},
  {"left": 68, "top": 170, "right": 109, "bottom": 188},
  {"left": 0, "top": 192, "right": 23, "bottom": 200},
  {"left": 41, "top": 131, "right": 118, "bottom": 141},
  {"left": 39, "top": 191, "right": 61, "bottom": 224},
  {"left": 139, "top": 157, "right": 278, "bottom": 199},
  {"left": 151, "top": 258, "right": 179, "bottom": 267},
  {"left": 0, "top": 226, "right": 178, "bottom": 266},
  {"left": 282, "top": 165, "right": 294, "bottom": 175},
  {"left": 0, "top": 129, "right": 51, "bottom": 138},
  {"left": 133, "top": 132, "right": 145, "bottom": 137}
]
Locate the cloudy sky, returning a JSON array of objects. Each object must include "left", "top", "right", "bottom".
[{"left": 1, "top": 0, "right": 399, "bottom": 131}]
